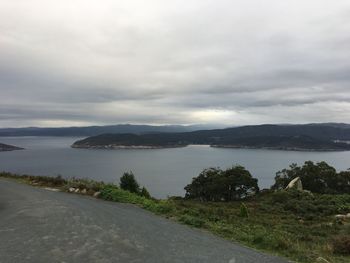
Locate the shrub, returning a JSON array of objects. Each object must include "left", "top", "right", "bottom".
[
  {"left": 120, "top": 172, "right": 140, "bottom": 193},
  {"left": 239, "top": 203, "right": 249, "bottom": 218},
  {"left": 269, "top": 190, "right": 291, "bottom": 203}
]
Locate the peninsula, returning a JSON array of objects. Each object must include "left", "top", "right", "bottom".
[{"left": 0, "top": 143, "right": 24, "bottom": 152}]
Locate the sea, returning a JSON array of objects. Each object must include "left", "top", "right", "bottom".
[{"left": 1, "top": 136, "right": 349, "bottom": 198}]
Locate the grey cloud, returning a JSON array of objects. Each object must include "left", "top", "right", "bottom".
[{"left": 1, "top": 0, "right": 350, "bottom": 127}]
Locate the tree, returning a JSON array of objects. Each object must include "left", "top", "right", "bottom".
[
  {"left": 272, "top": 161, "right": 349, "bottom": 194},
  {"left": 333, "top": 171, "right": 350, "bottom": 194},
  {"left": 184, "top": 168, "right": 221, "bottom": 201},
  {"left": 120, "top": 172, "right": 140, "bottom": 193},
  {"left": 222, "top": 166, "right": 259, "bottom": 200},
  {"left": 184, "top": 166, "right": 259, "bottom": 201}
]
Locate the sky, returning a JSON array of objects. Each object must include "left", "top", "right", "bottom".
[{"left": 1, "top": 0, "right": 350, "bottom": 128}]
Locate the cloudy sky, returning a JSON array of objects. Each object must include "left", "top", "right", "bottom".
[{"left": 1, "top": 0, "right": 350, "bottom": 127}]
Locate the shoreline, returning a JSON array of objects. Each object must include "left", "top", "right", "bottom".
[
  {"left": 210, "top": 144, "right": 349, "bottom": 152},
  {"left": 71, "top": 144, "right": 187, "bottom": 149},
  {"left": 71, "top": 143, "right": 349, "bottom": 152}
]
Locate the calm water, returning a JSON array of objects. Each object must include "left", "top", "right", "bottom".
[{"left": 1, "top": 137, "right": 350, "bottom": 198}]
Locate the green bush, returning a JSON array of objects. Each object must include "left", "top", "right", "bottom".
[
  {"left": 120, "top": 172, "right": 140, "bottom": 193},
  {"left": 239, "top": 203, "right": 249, "bottom": 218},
  {"left": 100, "top": 184, "right": 142, "bottom": 203},
  {"left": 99, "top": 185, "right": 173, "bottom": 215}
]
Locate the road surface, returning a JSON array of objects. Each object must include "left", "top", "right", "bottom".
[{"left": 0, "top": 179, "right": 290, "bottom": 263}]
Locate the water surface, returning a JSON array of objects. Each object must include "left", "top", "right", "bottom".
[{"left": 1, "top": 137, "right": 349, "bottom": 198}]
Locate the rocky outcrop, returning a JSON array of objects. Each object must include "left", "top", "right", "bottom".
[
  {"left": 335, "top": 213, "right": 350, "bottom": 220},
  {"left": 285, "top": 177, "right": 303, "bottom": 191}
]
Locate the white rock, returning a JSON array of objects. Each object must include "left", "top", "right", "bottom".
[
  {"left": 81, "top": 189, "right": 87, "bottom": 194},
  {"left": 74, "top": 188, "right": 80, "bottom": 193},
  {"left": 346, "top": 213, "right": 350, "bottom": 218},
  {"left": 335, "top": 214, "right": 346, "bottom": 219},
  {"left": 93, "top": 191, "right": 101, "bottom": 198},
  {"left": 68, "top": 187, "right": 75, "bottom": 193},
  {"left": 285, "top": 177, "right": 303, "bottom": 191}
]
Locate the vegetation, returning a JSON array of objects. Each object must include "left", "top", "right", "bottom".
[
  {"left": 120, "top": 172, "right": 140, "bottom": 193},
  {"left": 140, "top": 186, "right": 151, "bottom": 199},
  {"left": 72, "top": 123, "right": 350, "bottom": 150},
  {"left": 184, "top": 166, "right": 259, "bottom": 201},
  {"left": 170, "top": 190, "right": 350, "bottom": 263},
  {"left": 119, "top": 172, "right": 151, "bottom": 198},
  {"left": 239, "top": 202, "right": 249, "bottom": 218},
  {"left": 0, "top": 172, "right": 105, "bottom": 193},
  {"left": 1, "top": 160, "right": 350, "bottom": 263},
  {"left": 272, "top": 161, "right": 350, "bottom": 194}
]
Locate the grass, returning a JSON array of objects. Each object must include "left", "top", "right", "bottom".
[{"left": 1, "top": 172, "right": 349, "bottom": 263}]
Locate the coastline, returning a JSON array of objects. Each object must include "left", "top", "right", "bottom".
[
  {"left": 210, "top": 144, "right": 349, "bottom": 152},
  {"left": 71, "top": 144, "right": 187, "bottom": 149},
  {"left": 71, "top": 143, "right": 349, "bottom": 152}
]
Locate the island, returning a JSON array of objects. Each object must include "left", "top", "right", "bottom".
[
  {"left": 0, "top": 143, "right": 24, "bottom": 152},
  {"left": 71, "top": 124, "right": 350, "bottom": 151},
  {"left": 71, "top": 133, "right": 188, "bottom": 149}
]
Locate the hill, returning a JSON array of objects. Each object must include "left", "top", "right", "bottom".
[
  {"left": 72, "top": 123, "right": 350, "bottom": 151},
  {"left": 0, "top": 124, "right": 217, "bottom": 137}
]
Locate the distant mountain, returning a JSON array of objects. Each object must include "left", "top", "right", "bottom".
[
  {"left": 72, "top": 123, "right": 350, "bottom": 151},
  {"left": 0, "top": 143, "right": 24, "bottom": 152},
  {"left": 0, "top": 124, "right": 219, "bottom": 137}
]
